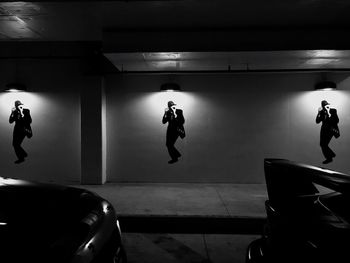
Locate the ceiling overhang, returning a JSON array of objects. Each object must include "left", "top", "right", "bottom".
[
  {"left": 103, "top": 27, "right": 350, "bottom": 53},
  {"left": 104, "top": 50, "right": 350, "bottom": 73}
]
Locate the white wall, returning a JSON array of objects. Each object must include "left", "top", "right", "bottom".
[
  {"left": 106, "top": 73, "right": 350, "bottom": 183},
  {"left": 0, "top": 60, "right": 82, "bottom": 184},
  {"left": 1, "top": 62, "right": 349, "bottom": 185}
]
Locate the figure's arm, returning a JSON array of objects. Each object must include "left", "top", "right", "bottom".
[
  {"left": 162, "top": 109, "right": 169, "bottom": 124},
  {"left": 9, "top": 109, "right": 17, "bottom": 124},
  {"left": 316, "top": 109, "right": 324, "bottom": 124}
]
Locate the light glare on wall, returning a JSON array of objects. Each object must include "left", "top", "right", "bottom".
[
  {"left": 297, "top": 90, "right": 347, "bottom": 118},
  {"left": 0, "top": 91, "right": 41, "bottom": 114},
  {"left": 146, "top": 90, "right": 195, "bottom": 118}
]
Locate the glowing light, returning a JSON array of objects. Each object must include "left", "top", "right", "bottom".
[
  {"left": 0, "top": 177, "right": 28, "bottom": 186},
  {"left": 0, "top": 222, "right": 7, "bottom": 226},
  {"left": 0, "top": 92, "right": 41, "bottom": 114},
  {"left": 145, "top": 91, "right": 195, "bottom": 118},
  {"left": 318, "top": 88, "right": 334, "bottom": 91},
  {"left": 315, "top": 81, "right": 336, "bottom": 91},
  {"left": 5, "top": 89, "right": 24, "bottom": 92},
  {"left": 160, "top": 83, "right": 181, "bottom": 91},
  {"left": 5, "top": 82, "right": 27, "bottom": 92},
  {"left": 295, "top": 90, "right": 348, "bottom": 119}
]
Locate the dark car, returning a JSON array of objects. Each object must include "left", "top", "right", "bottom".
[
  {"left": 0, "top": 176, "right": 127, "bottom": 263},
  {"left": 246, "top": 159, "right": 350, "bottom": 263}
]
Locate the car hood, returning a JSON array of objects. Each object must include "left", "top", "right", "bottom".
[{"left": 0, "top": 177, "right": 112, "bottom": 263}]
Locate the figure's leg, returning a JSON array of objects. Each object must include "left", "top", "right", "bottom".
[
  {"left": 171, "top": 135, "right": 181, "bottom": 158},
  {"left": 166, "top": 133, "right": 180, "bottom": 162},
  {"left": 320, "top": 131, "right": 334, "bottom": 162},
  {"left": 13, "top": 133, "right": 26, "bottom": 162}
]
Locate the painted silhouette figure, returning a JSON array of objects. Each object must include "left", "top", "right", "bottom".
[
  {"left": 316, "top": 100, "right": 339, "bottom": 164},
  {"left": 9, "top": 100, "right": 32, "bottom": 164},
  {"left": 162, "top": 101, "right": 185, "bottom": 164}
]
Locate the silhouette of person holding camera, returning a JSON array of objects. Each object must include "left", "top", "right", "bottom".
[
  {"left": 162, "top": 101, "right": 185, "bottom": 164},
  {"left": 9, "top": 100, "right": 32, "bottom": 164},
  {"left": 316, "top": 100, "right": 339, "bottom": 164}
]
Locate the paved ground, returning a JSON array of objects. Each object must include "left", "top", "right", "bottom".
[
  {"left": 78, "top": 183, "right": 332, "bottom": 262},
  {"left": 81, "top": 183, "right": 268, "bottom": 218},
  {"left": 78, "top": 183, "right": 266, "bottom": 262},
  {"left": 122, "top": 233, "right": 259, "bottom": 263}
]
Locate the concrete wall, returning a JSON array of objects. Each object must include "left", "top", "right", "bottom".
[
  {"left": 1, "top": 60, "right": 349, "bottom": 185},
  {"left": 106, "top": 73, "right": 350, "bottom": 183},
  {"left": 0, "top": 60, "right": 84, "bottom": 184}
]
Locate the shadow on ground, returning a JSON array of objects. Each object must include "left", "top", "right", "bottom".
[{"left": 119, "top": 215, "right": 265, "bottom": 234}]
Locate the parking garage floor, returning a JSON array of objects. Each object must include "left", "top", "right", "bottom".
[
  {"left": 122, "top": 233, "right": 260, "bottom": 263},
  {"left": 81, "top": 183, "right": 267, "bottom": 218},
  {"left": 80, "top": 183, "right": 268, "bottom": 263}
]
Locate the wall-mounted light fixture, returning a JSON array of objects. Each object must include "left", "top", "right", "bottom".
[
  {"left": 160, "top": 82, "right": 181, "bottom": 92},
  {"left": 315, "top": 81, "right": 336, "bottom": 91},
  {"left": 4, "top": 82, "right": 27, "bottom": 92}
]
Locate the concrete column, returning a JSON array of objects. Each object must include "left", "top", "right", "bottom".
[
  {"left": 101, "top": 78, "right": 107, "bottom": 183},
  {"left": 81, "top": 76, "right": 106, "bottom": 184}
]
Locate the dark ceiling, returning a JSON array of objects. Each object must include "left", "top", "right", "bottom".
[
  {"left": 0, "top": 0, "right": 350, "bottom": 41},
  {"left": 1, "top": 0, "right": 350, "bottom": 71}
]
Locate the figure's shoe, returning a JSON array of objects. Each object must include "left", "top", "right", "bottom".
[
  {"left": 14, "top": 159, "right": 25, "bottom": 164},
  {"left": 168, "top": 158, "right": 178, "bottom": 164},
  {"left": 322, "top": 158, "right": 333, "bottom": 164}
]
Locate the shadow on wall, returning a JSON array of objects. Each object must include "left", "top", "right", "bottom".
[
  {"left": 106, "top": 88, "right": 222, "bottom": 182},
  {"left": 0, "top": 92, "right": 40, "bottom": 177},
  {"left": 0, "top": 91, "right": 80, "bottom": 184},
  {"left": 289, "top": 89, "right": 350, "bottom": 172},
  {"left": 106, "top": 74, "right": 350, "bottom": 183},
  {"left": 125, "top": 90, "right": 199, "bottom": 165}
]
